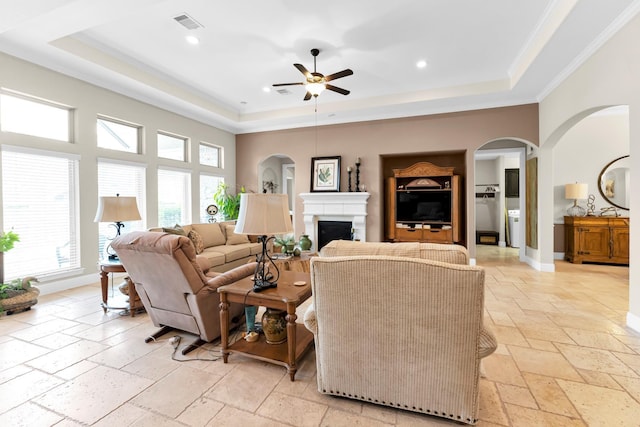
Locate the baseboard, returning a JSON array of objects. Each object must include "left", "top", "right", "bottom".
[
  {"left": 37, "top": 272, "right": 123, "bottom": 296},
  {"left": 627, "top": 312, "right": 640, "bottom": 333},
  {"left": 525, "top": 255, "right": 555, "bottom": 272},
  {"left": 554, "top": 252, "right": 565, "bottom": 260}
]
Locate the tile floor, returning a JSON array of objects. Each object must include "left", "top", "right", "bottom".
[{"left": 1, "top": 246, "right": 639, "bottom": 426}]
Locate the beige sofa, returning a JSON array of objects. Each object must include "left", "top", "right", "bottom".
[
  {"left": 304, "top": 240, "right": 497, "bottom": 424},
  {"left": 150, "top": 221, "right": 263, "bottom": 273}
]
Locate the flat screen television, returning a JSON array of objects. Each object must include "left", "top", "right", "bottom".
[{"left": 396, "top": 191, "right": 451, "bottom": 223}]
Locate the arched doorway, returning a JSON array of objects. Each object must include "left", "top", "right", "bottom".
[{"left": 258, "top": 154, "right": 295, "bottom": 214}]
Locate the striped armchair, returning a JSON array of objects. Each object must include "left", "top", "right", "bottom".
[{"left": 304, "top": 240, "right": 496, "bottom": 424}]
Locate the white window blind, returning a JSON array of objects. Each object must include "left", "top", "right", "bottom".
[
  {"left": 97, "top": 160, "right": 146, "bottom": 258},
  {"left": 158, "top": 168, "right": 191, "bottom": 227},
  {"left": 200, "top": 174, "right": 224, "bottom": 223},
  {"left": 1, "top": 146, "right": 79, "bottom": 279}
]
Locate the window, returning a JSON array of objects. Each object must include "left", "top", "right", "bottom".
[
  {"left": 158, "top": 132, "right": 187, "bottom": 161},
  {"left": 200, "top": 174, "right": 224, "bottom": 223},
  {"left": 1, "top": 146, "right": 79, "bottom": 279},
  {"left": 0, "top": 91, "right": 72, "bottom": 142},
  {"left": 200, "top": 142, "right": 222, "bottom": 168},
  {"left": 158, "top": 168, "right": 191, "bottom": 227},
  {"left": 97, "top": 160, "right": 146, "bottom": 257},
  {"left": 97, "top": 116, "right": 141, "bottom": 153}
]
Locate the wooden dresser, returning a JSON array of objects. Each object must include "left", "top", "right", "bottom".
[{"left": 564, "top": 216, "right": 629, "bottom": 265}]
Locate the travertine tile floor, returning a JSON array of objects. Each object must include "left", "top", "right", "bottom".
[{"left": 1, "top": 246, "right": 639, "bottom": 426}]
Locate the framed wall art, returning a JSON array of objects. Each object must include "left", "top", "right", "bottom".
[{"left": 311, "top": 156, "right": 341, "bottom": 192}]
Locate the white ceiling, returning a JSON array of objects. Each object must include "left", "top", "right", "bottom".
[{"left": 1, "top": 0, "right": 638, "bottom": 134}]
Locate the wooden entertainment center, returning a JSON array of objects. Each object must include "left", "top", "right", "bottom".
[{"left": 386, "top": 162, "right": 461, "bottom": 244}]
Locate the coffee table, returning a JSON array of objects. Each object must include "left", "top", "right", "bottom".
[{"left": 218, "top": 270, "right": 314, "bottom": 381}]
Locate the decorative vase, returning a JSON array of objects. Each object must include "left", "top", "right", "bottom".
[
  {"left": 261, "top": 308, "right": 287, "bottom": 344},
  {"left": 299, "top": 234, "right": 312, "bottom": 251},
  {"left": 285, "top": 242, "right": 295, "bottom": 255}
]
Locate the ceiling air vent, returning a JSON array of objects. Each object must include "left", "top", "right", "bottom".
[
  {"left": 276, "top": 89, "right": 293, "bottom": 95},
  {"left": 173, "top": 14, "right": 203, "bottom": 30}
]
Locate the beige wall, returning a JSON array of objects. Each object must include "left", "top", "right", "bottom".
[
  {"left": 539, "top": 14, "right": 640, "bottom": 329},
  {"left": 237, "top": 104, "right": 539, "bottom": 258}
]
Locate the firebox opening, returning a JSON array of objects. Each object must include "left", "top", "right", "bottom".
[{"left": 317, "top": 220, "right": 352, "bottom": 251}]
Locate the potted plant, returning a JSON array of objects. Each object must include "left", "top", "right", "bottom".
[
  {"left": 0, "top": 230, "right": 19, "bottom": 285},
  {"left": 274, "top": 234, "right": 296, "bottom": 255},
  {"left": 213, "top": 183, "right": 245, "bottom": 220},
  {"left": 0, "top": 276, "right": 39, "bottom": 315}
]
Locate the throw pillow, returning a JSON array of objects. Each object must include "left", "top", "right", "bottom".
[
  {"left": 224, "top": 224, "right": 249, "bottom": 245},
  {"left": 163, "top": 224, "right": 186, "bottom": 236},
  {"left": 188, "top": 230, "right": 205, "bottom": 254},
  {"left": 191, "top": 223, "right": 226, "bottom": 247}
]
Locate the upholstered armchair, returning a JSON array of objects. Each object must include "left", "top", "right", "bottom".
[
  {"left": 111, "top": 231, "right": 252, "bottom": 354},
  {"left": 304, "top": 240, "right": 497, "bottom": 424}
]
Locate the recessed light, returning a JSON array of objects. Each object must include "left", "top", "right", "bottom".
[
  {"left": 416, "top": 60, "right": 427, "bottom": 69},
  {"left": 263, "top": 87, "right": 271, "bottom": 93},
  {"left": 186, "top": 35, "right": 200, "bottom": 45}
]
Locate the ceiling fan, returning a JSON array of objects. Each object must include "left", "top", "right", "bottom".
[{"left": 273, "top": 48, "right": 353, "bottom": 101}]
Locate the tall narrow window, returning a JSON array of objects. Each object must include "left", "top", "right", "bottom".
[
  {"left": 1, "top": 146, "right": 79, "bottom": 278},
  {"left": 200, "top": 142, "right": 222, "bottom": 168},
  {"left": 200, "top": 174, "right": 224, "bottom": 223},
  {"left": 97, "top": 116, "right": 142, "bottom": 153},
  {"left": 97, "top": 160, "right": 146, "bottom": 258},
  {"left": 158, "top": 132, "right": 187, "bottom": 161},
  {"left": 158, "top": 168, "right": 191, "bottom": 226},
  {"left": 0, "top": 92, "right": 72, "bottom": 142}
]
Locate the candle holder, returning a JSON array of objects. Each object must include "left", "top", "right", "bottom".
[
  {"left": 355, "top": 159, "right": 361, "bottom": 193},
  {"left": 348, "top": 169, "right": 353, "bottom": 192}
]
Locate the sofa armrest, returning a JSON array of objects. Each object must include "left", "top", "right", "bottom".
[
  {"left": 479, "top": 324, "right": 498, "bottom": 358},
  {"left": 204, "top": 262, "right": 257, "bottom": 291},
  {"left": 303, "top": 303, "right": 317, "bottom": 334}
]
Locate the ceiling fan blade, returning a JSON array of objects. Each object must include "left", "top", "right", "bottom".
[
  {"left": 325, "top": 84, "right": 350, "bottom": 96},
  {"left": 325, "top": 69, "right": 353, "bottom": 82},
  {"left": 303, "top": 91, "right": 313, "bottom": 101},
  {"left": 294, "top": 63, "right": 311, "bottom": 78},
  {"left": 272, "top": 82, "right": 304, "bottom": 87}
]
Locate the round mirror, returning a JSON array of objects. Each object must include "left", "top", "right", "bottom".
[{"left": 598, "top": 155, "right": 630, "bottom": 210}]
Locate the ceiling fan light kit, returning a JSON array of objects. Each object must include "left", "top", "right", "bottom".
[{"left": 273, "top": 48, "right": 353, "bottom": 101}]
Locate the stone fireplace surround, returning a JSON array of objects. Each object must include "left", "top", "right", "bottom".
[{"left": 300, "top": 192, "right": 370, "bottom": 252}]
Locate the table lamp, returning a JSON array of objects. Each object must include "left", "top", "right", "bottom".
[
  {"left": 234, "top": 193, "right": 293, "bottom": 292},
  {"left": 565, "top": 183, "right": 588, "bottom": 216},
  {"left": 94, "top": 194, "right": 141, "bottom": 259}
]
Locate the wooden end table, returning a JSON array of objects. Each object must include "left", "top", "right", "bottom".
[
  {"left": 218, "top": 270, "right": 314, "bottom": 381},
  {"left": 99, "top": 259, "right": 142, "bottom": 317}
]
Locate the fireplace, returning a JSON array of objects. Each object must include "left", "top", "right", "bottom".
[
  {"left": 317, "top": 221, "right": 352, "bottom": 250},
  {"left": 300, "top": 192, "right": 370, "bottom": 252}
]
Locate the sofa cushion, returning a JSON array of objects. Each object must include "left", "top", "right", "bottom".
[
  {"left": 162, "top": 224, "right": 187, "bottom": 236},
  {"left": 188, "top": 230, "right": 205, "bottom": 254},
  {"left": 191, "top": 223, "right": 226, "bottom": 247},
  {"left": 208, "top": 244, "right": 251, "bottom": 263},
  {"left": 224, "top": 224, "right": 250, "bottom": 245},
  {"left": 199, "top": 248, "right": 226, "bottom": 267}
]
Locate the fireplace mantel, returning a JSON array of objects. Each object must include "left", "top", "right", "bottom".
[{"left": 300, "top": 192, "right": 370, "bottom": 251}]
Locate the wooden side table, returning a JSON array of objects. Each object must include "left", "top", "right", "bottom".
[
  {"left": 218, "top": 270, "right": 314, "bottom": 381},
  {"left": 99, "top": 260, "right": 141, "bottom": 317}
]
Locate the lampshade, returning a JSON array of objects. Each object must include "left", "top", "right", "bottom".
[
  {"left": 234, "top": 193, "right": 293, "bottom": 235},
  {"left": 306, "top": 82, "right": 326, "bottom": 96},
  {"left": 94, "top": 195, "right": 141, "bottom": 223},
  {"left": 565, "top": 183, "right": 588, "bottom": 200}
]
